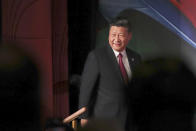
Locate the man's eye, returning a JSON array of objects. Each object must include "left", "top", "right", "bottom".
[{"left": 119, "top": 35, "right": 125, "bottom": 37}]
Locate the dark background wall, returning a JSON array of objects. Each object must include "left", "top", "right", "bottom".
[
  {"left": 68, "top": 0, "right": 98, "bottom": 75},
  {"left": 0, "top": 0, "right": 99, "bottom": 126},
  {"left": 67, "top": 0, "right": 99, "bottom": 114}
]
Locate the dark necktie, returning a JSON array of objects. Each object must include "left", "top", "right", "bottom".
[{"left": 118, "top": 53, "right": 128, "bottom": 84}]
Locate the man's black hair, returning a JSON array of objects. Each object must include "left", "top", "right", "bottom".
[{"left": 109, "top": 17, "right": 132, "bottom": 32}]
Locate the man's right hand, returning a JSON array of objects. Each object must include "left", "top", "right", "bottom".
[{"left": 80, "top": 119, "right": 88, "bottom": 127}]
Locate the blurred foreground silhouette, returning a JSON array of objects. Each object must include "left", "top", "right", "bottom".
[
  {"left": 0, "top": 42, "right": 41, "bottom": 130},
  {"left": 130, "top": 57, "right": 196, "bottom": 131}
]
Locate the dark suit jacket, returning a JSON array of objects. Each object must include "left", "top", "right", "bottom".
[{"left": 79, "top": 44, "right": 141, "bottom": 129}]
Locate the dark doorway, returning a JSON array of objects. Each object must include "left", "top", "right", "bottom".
[{"left": 68, "top": 0, "right": 98, "bottom": 114}]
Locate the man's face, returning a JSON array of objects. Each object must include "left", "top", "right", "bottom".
[{"left": 108, "top": 26, "right": 132, "bottom": 52}]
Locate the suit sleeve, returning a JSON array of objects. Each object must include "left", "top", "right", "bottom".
[{"left": 78, "top": 51, "right": 99, "bottom": 119}]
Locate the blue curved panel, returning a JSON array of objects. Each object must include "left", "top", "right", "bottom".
[{"left": 99, "top": 0, "right": 196, "bottom": 48}]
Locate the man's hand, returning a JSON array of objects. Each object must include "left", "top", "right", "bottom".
[{"left": 80, "top": 119, "right": 88, "bottom": 127}]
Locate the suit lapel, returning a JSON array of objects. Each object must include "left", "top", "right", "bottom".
[
  {"left": 126, "top": 48, "right": 136, "bottom": 71},
  {"left": 106, "top": 44, "right": 125, "bottom": 85}
]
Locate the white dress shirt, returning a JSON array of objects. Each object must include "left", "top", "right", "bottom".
[{"left": 112, "top": 49, "right": 132, "bottom": 80}]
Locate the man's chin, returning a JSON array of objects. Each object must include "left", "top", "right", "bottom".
[
  {"left": 113, "top": 48, "right": 123, "bottom": 52},
  {"left": 113, "top": 45, "right": 121, "bottom": 50}
]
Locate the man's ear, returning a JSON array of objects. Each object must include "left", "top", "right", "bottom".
[{"left": 128, "top": 32, "right": 132, "bottom": 41}]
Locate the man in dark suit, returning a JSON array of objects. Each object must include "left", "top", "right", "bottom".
[{"left": 78, "top": 17, "right": 141, "bottom": 131}]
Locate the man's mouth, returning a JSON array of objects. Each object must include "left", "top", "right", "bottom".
[
  {"left": 114, "top": 42, "right": 121, "bottom": 45},
  {"left": 113, "top": 43, "right": 121, "bottom": 47}
]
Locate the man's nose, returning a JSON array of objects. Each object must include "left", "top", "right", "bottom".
[{"left": 114, "top": 35, "right": 120, "bottom": 42}]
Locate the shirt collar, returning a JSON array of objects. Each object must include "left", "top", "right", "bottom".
[{"left": 112, "top": 49, "right": 127, "bottom": 58}]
